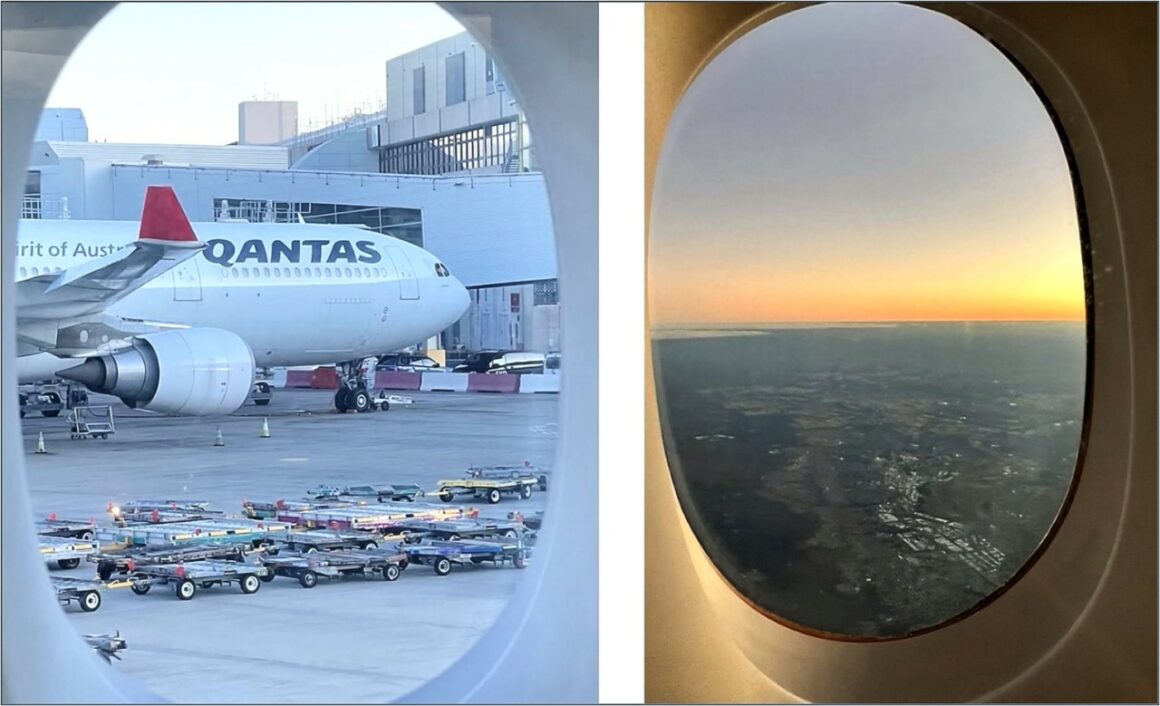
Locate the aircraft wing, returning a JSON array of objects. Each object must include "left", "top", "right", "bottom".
[{"left": 16, "top": 186, "right": 204, "bottom": 321}]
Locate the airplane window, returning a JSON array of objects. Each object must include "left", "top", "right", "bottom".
[
  {"left": 30, "top": 267, "right": 39, "bottom": 275},
  {"left": 15, "top": 3, "right": 564, "bottom": 702},
  {"left": 649, "top": 3, "right": 1086, "bottom": 639},
  {"left": 19, "top": 267, "right": 26, "bottom": 277}
]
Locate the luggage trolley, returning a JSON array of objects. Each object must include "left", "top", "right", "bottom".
[
  {"left": 67, "top": 405, "right": 115, "bottom": 440},
  {"left": 434, "top": 476, "right": 538, "bottom": 504},
  {"left": 89, "top": 541, "right": 257, "bottom": 581},
  {"left": 52, "top": 577, "right": 120, "bottom": 613},
  {"left": 261, "top": 547, "right": 409, "bottom": 588},
  {"left": 40, "top": 535, "right": 98, "bottom": 570},
  {"left": 124, "top": 559, "right": 270, "bottom": 601},
  {"left": 467, "top": 464, "right": 551, "bottom": 492},
  {"left": 402, "top": 537, "right": 532, "bottom": 576},
  {"left": 395, "top": 518, "right": 529, "bottom": 542}
]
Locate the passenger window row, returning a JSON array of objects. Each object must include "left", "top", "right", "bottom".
[{"left": 218, "top": 266, "right": 388, "bottom": 280}]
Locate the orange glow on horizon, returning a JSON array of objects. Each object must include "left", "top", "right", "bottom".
[{"left": 648, "top": 231, "right": 1086, "bottom": 325}]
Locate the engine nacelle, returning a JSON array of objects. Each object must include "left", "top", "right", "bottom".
[{"left": 59, "top": 328, "right": 254, "bottom": 416}]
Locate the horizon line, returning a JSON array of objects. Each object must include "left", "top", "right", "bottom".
[{"left": 653, "top": 318, "right": 1086, "bottom": 328}]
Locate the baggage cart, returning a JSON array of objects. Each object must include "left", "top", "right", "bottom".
[
  {"left": 67, "top": 405, "right": 115, "bottom": 440},
  {"left": 278, "top": 503, "right": 473, "bottom": 531},
  {"left": 261, "top": 547, "right": 409, "bottom": 588},
  {"left": 402, "top": 538, "right": 531, "bottom": 575},
  {"left": 96, "top": 517, "right": 291, "bottom": 548},
  {"left": 434, "top": 476, "right": 537, "bottom": 504},
  {"left": 508, "top": 510, "right": 544, "bottom": 531},
  {"left": 396, "top": 518, "right": 528, "bottom": 542},
  {"left": 36, "top": 517, "right": 97, "bottom": 541},
  {"left": 467, "top": 464, "right": 551, "bottom": 492},
  {"left": 268, "top": 529, "right": 384, "bottom": 553},
  {"left": 52, "top": 577, "right": 119, "bottom": 612},
  {"left": 88, "top": 541, "right": 256, "bottom": 581},
  {"left": 40, "top": 535, "right": 98, "bottom": 570},
  {"left": 124, "top": 559, "right": 270, "bottom": 600},
  {"left": 307, "top": 483, "right": 425, "bottom": 503}
]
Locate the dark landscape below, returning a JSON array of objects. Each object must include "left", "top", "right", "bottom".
[{"left": 653, "top": 322, "right": 1085, "bottom": 637}]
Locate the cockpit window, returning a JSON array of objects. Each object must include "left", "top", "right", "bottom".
[
  {"left": 649, "top": 3, "right": 1087, "bottom": 639},
  {"left": 435, "top": 262, "right": 450, "bottom": 277}
]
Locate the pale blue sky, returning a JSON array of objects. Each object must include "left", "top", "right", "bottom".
[
  {"left": 649, "top": 3, "right": 1083, "bottom": 324},
  {"left": 46, "top": 3, "right": 464, "bottom": 145}
]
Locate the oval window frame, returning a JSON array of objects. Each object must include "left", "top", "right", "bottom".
[
  {"left": 650, "top": 3, "right": 1093, "bottom": 643},
  {"left": 0, "top": 4, "right": 598, "bottom": 703},
  {"left": 645, "top": 3, "right": 1135, "bottom": 702}
]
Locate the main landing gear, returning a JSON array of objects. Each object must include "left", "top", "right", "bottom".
[{"left": 334, "top": 360, "right": 374, "bottom": 414}]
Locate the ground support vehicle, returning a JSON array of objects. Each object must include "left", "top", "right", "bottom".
[
  {"left": 277, "top": 503, "right": 472, "bottom": 531},
  {"left": 307, "top": 483, "right": 425, "bottom": 503},
  {"left": 113, "top": 509, "right": 221, "bottom": 526},
  {"left": 66, "top": 405, "right": 115, "bottom": 440},
  {"left": 508, "top": 510, "right": 544, "bottom": 531},
  {"left": 268, "top": 529, "right": 384, "bottom": 553},
  {"left": 370, "top": 392, "right": 414, "bottom": 411},
  {"left": 52, "top": 577, "right": 120, "bottom": 612},
  {"left": 88, "top": 542, "right": 256, "bottom": 581},
  {"left": 124, "top": 560, "right": 270, "bottom": 600},
  {"left": 249, "top": 379, "right": 273, "bottom": 406},
  {"left": 19, "top": 381, "right": 87, "bottom": 418},
  {"left": 435, "top": 476, "right": 537, "bottom": 504},
  {"left": 113, "top": 499, "right": 212, "bottom": 514},
  {"left": 261, "top": 548, "right": 409, "bottom": 588},
  {"left": 241, "top": 498, "right": 357, "bottom": 520},
  {"left": 96, "top": 518, "right": 291, "bottom": 548},
  {"left": 40, "top": 536, "right": 98, "bottom": 569},
  {"left": 36, "top": 518, "right": 97, "bottom": 541},
  {"left": 468, "top": 464, "right": 551, "bottom": 492},
  {"left": 402, "top": 538, "right": 531, "bottom": 575},
  {"left": 396, "top": 518, "right": 529, "bottom": 542}
]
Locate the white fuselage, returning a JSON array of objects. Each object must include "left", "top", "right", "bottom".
[{"left": 15, "top": 219, "right": 469, "bottom": 381}]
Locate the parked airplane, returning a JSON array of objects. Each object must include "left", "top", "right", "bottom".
[{"left": 15, "top": 185, "right": 469, "bottom": 415}]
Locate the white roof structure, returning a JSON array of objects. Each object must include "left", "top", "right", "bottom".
[{"left": 37, "top": 141, "right": 290, "bottom": 170}]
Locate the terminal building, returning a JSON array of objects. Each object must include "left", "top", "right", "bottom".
[{"left": 21, "top": 31, "right": 559, "bottom": 360}]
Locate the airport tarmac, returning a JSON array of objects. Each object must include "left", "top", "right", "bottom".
[{"left": 19, "top": 388, "right": 557, "bottom": 703}]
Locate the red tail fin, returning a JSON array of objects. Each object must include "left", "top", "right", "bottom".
[{"left": 138, "top": 186, "right": 196, "bottom": 242}]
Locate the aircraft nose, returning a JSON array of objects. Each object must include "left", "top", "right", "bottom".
[{"left": 449, "top": 275, "right": 470, "bottom": 320}]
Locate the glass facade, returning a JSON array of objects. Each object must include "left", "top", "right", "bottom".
[
  {"left": 215, "top": 198, "right": 423, "bottom": 247},
  {"left": 534, "top": 279, "right": 559, "bottom": 306},
  {"left": 413, "top": 65, "right": 426, "bottom": 115},
  {"left": 446, "top": 52, "right": 466, "bottom": 106}
]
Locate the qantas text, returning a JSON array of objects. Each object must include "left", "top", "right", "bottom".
[{"left": 201, "top": 239, "right": 382, "bottom": 267}]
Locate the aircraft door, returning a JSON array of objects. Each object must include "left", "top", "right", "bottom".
[
  {"left": 172, "top": 260, "right": 202, "bottom": 301},
  {"left": 385, "top": 247, "right": 420, "bottom": 300}
]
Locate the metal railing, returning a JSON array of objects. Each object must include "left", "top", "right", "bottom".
[{"left": 21, "top": 195, "right": 69, "bottom": 219}]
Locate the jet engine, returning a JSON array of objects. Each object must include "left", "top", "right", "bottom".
[{"left": 60, "top": 328, "right": 254, "bottom": 416}]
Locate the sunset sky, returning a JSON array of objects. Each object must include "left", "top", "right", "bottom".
[{"left": 648, "top": 3, "right": 1085, "bottom": 325}]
